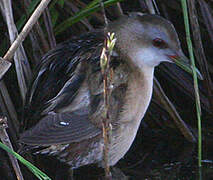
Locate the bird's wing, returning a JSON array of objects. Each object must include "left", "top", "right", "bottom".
[
  {"left": 19, "top": 110, "right": 101, "bottom": 146},
  {"left": 22, "top": 31, "right": 105, "bottom": 130},
  {"left": 42, "top": 61, "right": 88, "bottom": 114}
]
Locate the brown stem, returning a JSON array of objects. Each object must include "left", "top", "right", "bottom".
[
  {"left": 101, "top": 35, "right": 114, "bottom": 179},
  {"left": 0, "top": 117, "right": 24, "bottom": 180},
  {"left": 102, "top": 60, "right": 111, "bottom": 179}
]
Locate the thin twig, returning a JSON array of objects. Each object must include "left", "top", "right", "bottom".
[
  {"left": 0, "top": 117, "right": 24, "bottom": 180},
  {"left": 3, "top": 0, "right": 51, "bottom": 61},
  {"left": 0, "top": 0, "right": 51, "bottom": 79}
]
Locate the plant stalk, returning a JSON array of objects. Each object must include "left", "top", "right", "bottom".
[{"left": 181, "top": 0, "right": 202, "bottom": 167}]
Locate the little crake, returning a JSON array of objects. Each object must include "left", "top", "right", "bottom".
[{"left": 20, "top": 13, "right": 198, "bottom": 169}]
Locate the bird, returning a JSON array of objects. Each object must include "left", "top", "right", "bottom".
[{"left": 19, "top": 12, "right": 200, "bottom": 169}]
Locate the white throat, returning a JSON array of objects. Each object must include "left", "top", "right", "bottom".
[{"left": 130, "top": 47, "right": 161, "bottom": 68}]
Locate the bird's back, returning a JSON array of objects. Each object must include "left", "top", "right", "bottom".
[{"left": 22, "top": 31, "right": 105, "bottom": 130}]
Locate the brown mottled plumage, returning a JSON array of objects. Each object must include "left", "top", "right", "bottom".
[{"left": 20, "top": 13, "right": 198, "bottom": 169}]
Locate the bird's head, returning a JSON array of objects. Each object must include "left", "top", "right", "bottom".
[{"left": 107, "top": 13, "right": 202, "bottom": 78}]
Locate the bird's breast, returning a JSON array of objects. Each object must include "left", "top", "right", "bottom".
[{"left": 109, "top": 67, "right": 154, "bottom": 165}]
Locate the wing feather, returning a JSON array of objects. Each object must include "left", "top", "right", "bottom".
[
  {"left": 20, "top": 110, "right": 101, "bottom": 145},
  {"left": 22, "top": 31, "right": 105, "bottom": 130}
]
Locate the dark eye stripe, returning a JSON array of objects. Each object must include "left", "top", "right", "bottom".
[{"left": 152, "top": 38, "right": 168, "bottom": 49}]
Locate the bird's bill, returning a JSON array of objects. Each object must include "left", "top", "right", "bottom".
[{"left": 167, "top": 54, "right": 203, "bottom": 80}]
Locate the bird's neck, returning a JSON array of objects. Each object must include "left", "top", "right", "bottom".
[{"left": 120, "top": 65, "right": 154, "bottom": 124}]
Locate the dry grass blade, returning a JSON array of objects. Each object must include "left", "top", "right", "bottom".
[
  {"left": 0, "top": 58, "right": 11, "bottom": 78},
  {"left": 199, "top": 0, "right": 213, "bottom": 44},
  {"left": 153, "top": 77, "right": 196, "bottom": 143},
  {"left": 33, "top": 22, "right": 50, "bottom": 53},
  {"left": 188, "top": 0, "right": 213, "bottom": 110},
  {"left": 1, "top": 0, "right": 31, "bottom": 101},
  {"left": 23, "top": 0, "right": 48, "bottom": 62},
  {"left": 0, "top": 0, "right": 51, "bottom": 80},
  {"left": 43, "top": 8, "right": 56, "bottom": 49},
  {"left": 0, "top": 81, "right": 19, "bottom": 140},
  {"left": 145, "top": 0, "right": 156, "bottom": 14}
]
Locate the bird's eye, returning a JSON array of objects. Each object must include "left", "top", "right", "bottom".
[{"left": 152, "top": 38, "right": 167, "bottom": 49}]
